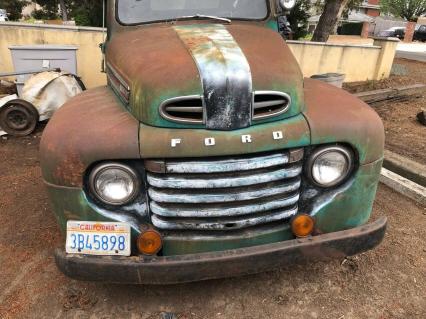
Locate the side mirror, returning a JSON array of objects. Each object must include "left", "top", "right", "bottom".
[{"left": 279, "top": 0, "right": 296, "bottom": 11}]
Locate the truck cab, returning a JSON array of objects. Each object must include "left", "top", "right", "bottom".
[{"left": 40, "top": 0, "right": 387, "bottom": 284}]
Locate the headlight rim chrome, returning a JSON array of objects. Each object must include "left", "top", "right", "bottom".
[
  {"left": 88, "top": 162, "right": 140, "bottom": 206},
  {"left": 307, "top": 145, "right": 354, "bottom": 188}
]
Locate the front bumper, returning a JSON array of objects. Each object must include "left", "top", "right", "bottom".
[{"left": 55, "top": 217, "right": 387, "bottom": 285}]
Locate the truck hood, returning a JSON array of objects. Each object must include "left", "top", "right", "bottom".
[{"left": 106, "top": 22, "right": 304, "bottom": 130}]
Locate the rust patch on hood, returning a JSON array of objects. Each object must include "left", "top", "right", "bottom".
[{"left": 40, "top": 87, "right": 140, "bottom": 187}]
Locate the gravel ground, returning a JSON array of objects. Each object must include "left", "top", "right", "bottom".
[
  {"left": 344, "top": 58, "right": 426, "bottom": 164},
  {"left": 0, "top": 126, "right": 425, "bottom": 319}
]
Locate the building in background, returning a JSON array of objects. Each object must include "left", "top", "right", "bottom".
[{"left": 359, "top": 0, "right": 381, "bottom": 18}]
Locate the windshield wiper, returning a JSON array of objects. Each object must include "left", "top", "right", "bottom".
[{"left": 175, "top": 14, "right": 231, "bottom": 24}]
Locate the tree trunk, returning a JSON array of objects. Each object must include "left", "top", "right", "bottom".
[
  {"left": 59, "top": 0, "right": 68, "bottom": 21},
  {"left": 312, "top": 0, "right": 349, "bottom": 42}
]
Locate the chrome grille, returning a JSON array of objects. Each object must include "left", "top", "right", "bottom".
[
  {"left": 159, "top": 91, "right": 291, "bottom": 124},
  {"left": 145, "top": 150, "right": 303, "bottom": 231}
]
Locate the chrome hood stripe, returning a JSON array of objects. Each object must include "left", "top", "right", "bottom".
[{"left": 174, "top": 24, "right": 253, "bottom": 130}]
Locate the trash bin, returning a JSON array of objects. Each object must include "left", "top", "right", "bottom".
[
  {"left": 311, "top": 73, "right": 346, "bottom": 88},
  {"left": 9, "top": 45, "right": 78, "bottom": 96}
]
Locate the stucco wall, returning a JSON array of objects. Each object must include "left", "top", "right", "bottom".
[
  {"left": 0, "top": 22, "right": 106, "bottom": 89},
  {"left": 287, "top": 39, "right": 398, "bottom": 82},
  {"left": 0, "top": 22, "right": 398, "bottom": 87}
]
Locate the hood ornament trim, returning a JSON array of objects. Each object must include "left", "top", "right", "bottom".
[{"left": 174, "top": 24, "right": 252, "bottom": 131}]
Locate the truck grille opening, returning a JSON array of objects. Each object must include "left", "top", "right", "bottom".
[
  {"left": 145, "top": 150, "right": 303, "bottom": 232},
  {"left": 159, "top": 92, "right": 291, "bottom": 124}
]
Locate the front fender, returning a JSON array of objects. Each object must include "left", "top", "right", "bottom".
[
  {"left": 303, "top": 78, "right": 385, "bottom": 165},
  {"left": 40, "top": 86, "right": 140, "bottom": 187}
]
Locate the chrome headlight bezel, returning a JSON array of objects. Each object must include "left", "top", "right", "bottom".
[
  {"left": 88, "top": 162, "right": 140, "bottom": 206},
  {"left": 307, "top": 146, "right": 354, "bottom": 188}
]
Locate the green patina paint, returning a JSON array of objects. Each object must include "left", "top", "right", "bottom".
[
  {"left": 162, "top": 225, "right": 295, "bottom": 255},
  {"left": 313, "top": 158, "right": 383, "bottom": 233},
  {"left": 46, "top": 186, "right": 142, "bottom": 239},
  {"left": 266, "top": 19, "right": 279, "bottom": 32},
  {"left": 139, "top": 113, "right": 311, "bottom": 158},
  {"left": 46, "top": 159, "right": 382, "bottom": 256},
  {"left": 130, "top": 78, "right": 304, "bottom": 130},
  {"left": 132, "top": 85, "right": 205, "bottom": 129}
]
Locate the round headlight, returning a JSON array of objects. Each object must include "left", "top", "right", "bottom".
[
  {"left": 279, "top": 0, "right": 296, "bottom": 10},
  {"left": 309, "top": 146, "right": 353, "bottom": 187},
  {"left": 89, "top": 163, "right": 139, "bottom": 205}
]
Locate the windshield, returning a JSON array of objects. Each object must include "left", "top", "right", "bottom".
[{"left": 117, "top": 0, "right": 269, "bottom": 24}]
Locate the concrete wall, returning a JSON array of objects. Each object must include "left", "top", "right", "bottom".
[
  {"left": 287, "top": 38, "right": 398, "bottom": 82},
  {"left": 0, "top": 22, "right": 106, "bottom": 88},
  {"left": 327, "top": 35, "right": 374, "bottom": 45},
  {"left": 0, "top": 22, "right": 398, "bottom": 87}
]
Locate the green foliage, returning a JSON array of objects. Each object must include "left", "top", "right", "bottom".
[
  {"left": 339, "top": 22, "right": 363, "bottom": 35},
  {"left": 32, "top": 0, "right": 103, "bottom": 26},
  {"left": 346, "top": 0, "right": 363, "bottom": 13},
  {"left": 0, "top": 0, "right": 28, "bottom": 20},
  {"left": 69, "top": 0, "right": 103, "bottom": 27},
  {"left": 313, "top": 0, "right": 362, "bottom": 15},
  {"left": 381, "top": 0, "right": 426, "bottom": 21},
  {"left": 31, "top": 0, "right": 60, "bottom": 19},
  {"left": 287, "top": 0, "right": 312, "bottom": 39}
]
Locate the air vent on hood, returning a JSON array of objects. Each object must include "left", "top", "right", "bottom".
[
  {"left": 159, "top": 96, "right": 204, "bottom": 124},
  {"left": 253, "top": 91, "right": 291, "bottom": 120},
  {"left": 159, "top": 92, "right": 291, "bottom": 125}
]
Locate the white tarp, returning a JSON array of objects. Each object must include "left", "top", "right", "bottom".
[
  {"left": 0, "top": 71, "right": 83, "bottom": 136},
  {"left": 22, "top": 71, "right": 83, "bottom": 121}
]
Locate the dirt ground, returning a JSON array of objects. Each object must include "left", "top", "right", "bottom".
[
  {"left": 0, "top": 125, "right": 425, "bottom": 319},
  {"left": 344, "top": 58, "right": 426, "bottom": 164}
]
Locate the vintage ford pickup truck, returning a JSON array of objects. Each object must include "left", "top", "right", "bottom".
[{"left": 40, "top": 0, "right": 387, "bottom": 284}]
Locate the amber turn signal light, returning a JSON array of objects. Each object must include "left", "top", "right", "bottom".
[
  {"left": 291, "top": 214, "right": 315, "bottom": 238},
  {"left": 137, "top": 230, "right": 163, "bottom": 255}
]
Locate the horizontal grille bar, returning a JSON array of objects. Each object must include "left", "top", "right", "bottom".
[
  {"left": 151, "top": 205, "right": 298, "bottom": 231},
  {"left": 148, "top": 178, "right": 301, "bottom": 204},
  {"left": 148, "top": 152, "right": 290, "bottom": 174},
  {"left": 147, "top": 165, "right": 302, "bottom": 189},
  {"left": 150, "top": 193, "right": 300, "bottom": 218}
]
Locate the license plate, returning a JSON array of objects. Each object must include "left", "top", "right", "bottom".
[{"left": 66, "top": 221, "right": 131, "bottom": 256}]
